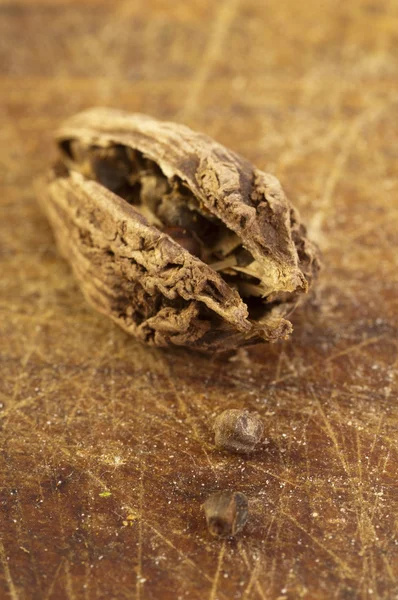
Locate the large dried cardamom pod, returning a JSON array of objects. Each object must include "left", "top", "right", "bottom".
[{"left": 38, "top": 108, "right": 320, "bottom": 352}]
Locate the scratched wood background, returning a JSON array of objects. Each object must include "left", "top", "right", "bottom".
[{"left": 0, "top": 0, "right": 397, "bottom": 599}]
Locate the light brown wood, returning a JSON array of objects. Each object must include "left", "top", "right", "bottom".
[{"left": 0, "top": 1, "right": 397, "bottom": 598}]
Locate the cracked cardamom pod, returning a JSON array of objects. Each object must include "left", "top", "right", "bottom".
[{"left": 37, "top": 108, "right": 320, "bottom": 352}]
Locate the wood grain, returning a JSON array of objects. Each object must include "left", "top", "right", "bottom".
[{"left": 0, "top": 0, "right": 397, "bottom": 598}]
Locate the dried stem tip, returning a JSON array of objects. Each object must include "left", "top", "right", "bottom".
[
  {"left": 203, "top": 491, "right": 248, "bottom": 538},
  {"left": 213, "top": 409, "right": 264, "bottom": 453}
]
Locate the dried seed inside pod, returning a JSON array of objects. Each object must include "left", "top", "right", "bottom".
[
  {"left": 203, "top": 491, "right": 248, "bottom": 538},
  {"left": 213, "top": 409, "right": 264, "bottom": 453}
]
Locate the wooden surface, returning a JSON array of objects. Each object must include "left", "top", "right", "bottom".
[{"left": 0, "top": 1, "right": 397, "bottom": 598}]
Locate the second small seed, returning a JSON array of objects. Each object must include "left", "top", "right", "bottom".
[{"left": 213, "top": 409, "right": 264, "bottom": 454}]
